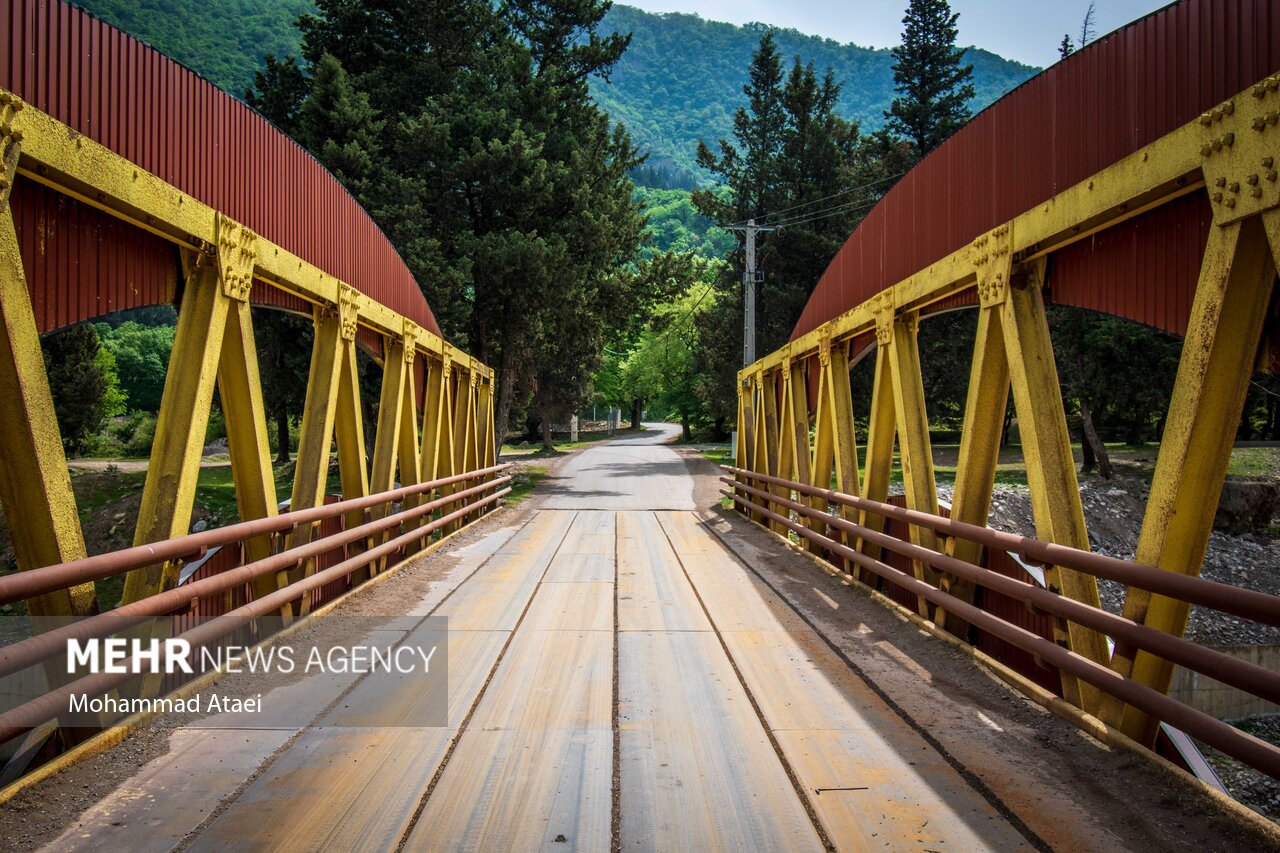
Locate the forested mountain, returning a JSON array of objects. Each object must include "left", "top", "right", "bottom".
[
  {"left": 71, "top": 1, "right": 1037, "bottom": 182},
  {"left": 593, "top": 6, "right": 1036, "bottom": 179}
]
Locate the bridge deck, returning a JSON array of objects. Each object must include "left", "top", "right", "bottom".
[
  {"left": 22, "top": 426, "right": 1263, "bottom": 852},
  {"left": 57, "top": 510, "right": 1028, "bottom": 851}
]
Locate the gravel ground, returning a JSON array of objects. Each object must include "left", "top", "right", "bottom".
[
  {"left": 930, "top": 474, "right": 1280, "bottom": 646},
  {"left": 1202, "top": 716, "right": 1280, "bottom": 823},
  {"left": 928, "top": 471, "right": 1280, "bottom": 822}
]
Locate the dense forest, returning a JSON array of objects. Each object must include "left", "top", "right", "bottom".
[
  {"left": 593, "top": 6, "right": 1036, "bottom": 179},
  {"left": 53, "top": 0, "right": 1280, "bottom": 464},
  {"left": 71, "top": 1, "right": 1035, "bottom": 183}
]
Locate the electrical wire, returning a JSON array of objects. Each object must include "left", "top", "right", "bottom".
[{"left": 724, "top": 170, "right": 907, "bottom": 229}]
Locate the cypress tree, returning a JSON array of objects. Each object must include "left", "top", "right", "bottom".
[{"left": 884, "top": 0, "right": 975, "bottom": 158}]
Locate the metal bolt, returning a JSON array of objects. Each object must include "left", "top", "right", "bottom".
[
  {"left": 1255, "top": 117, "right": 1268, "bottom": 130},
  {"left": 1268, "top": 170, "right": 1278, "bottom": 182},
  {"left": 1224, "top": 101, "right": 1235, "bottom": 115},
  {"left": 1248, "top": 173, "right": 1260, "bottom": 185},
  {"left": 1212, "top": 191, "right": 1224, "bottom": 203},
  {"left": 1265, "top": 156, "right": 1275, "bottom": 168},
  {"left": 1229, "top": 181, "right": 1240, "bottom": 193},
  {"left": 1252, "top": 186, "right": 1263, "bottom": 198},
  {"left": 1201, "top": 143, "right": 1213, "bottom": 157},
  {"left": 1213, "top": 138, "right": 1223, "bottom": 151},
  {"left": 1224, "top": 132, "right": 1235, "bottom": 147},
  {"left": 1225, "top": 197, "right": 1237, "bottom": 208},
  {"left": 1215, "top": 177, "right": 1227, "bottom": 187},
  {"left": 1200, "top": 112, "right": 1214, "bottom": 125}
]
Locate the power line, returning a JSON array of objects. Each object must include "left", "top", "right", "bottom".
[{"left": 725, "top": 170, "right": 907, "bottom": 229}]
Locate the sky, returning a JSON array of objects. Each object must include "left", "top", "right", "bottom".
[{"left": 619, "top": 0, "right": 1174, "bottom": 69}]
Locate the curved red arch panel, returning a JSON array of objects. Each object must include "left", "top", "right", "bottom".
[
  {"left": 793, "top": 0, "right": 1280, "bottom": 341},
  {"left": 1, "top": 0, "right": 441, "bottom": 337}
]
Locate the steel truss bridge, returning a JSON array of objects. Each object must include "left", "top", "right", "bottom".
[{"left": 0, "top": 0, "right": 1278, "bottom": 850}]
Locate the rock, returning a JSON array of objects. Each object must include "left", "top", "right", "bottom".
[
  {"left": 1214, "top": 481, "right": 1280, "bottom": 535},
  {"left": 191, "top": 519, "right": 209, "bottom": 533},
  {"left": 202, "top": 437, "right": 229, "bottom": 455}
]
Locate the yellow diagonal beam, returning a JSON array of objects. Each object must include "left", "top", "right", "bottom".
[{"left": 1106, "top": 213, "right": 1277, "bottom": 744}]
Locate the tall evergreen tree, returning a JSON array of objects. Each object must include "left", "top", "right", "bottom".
[
  {"left": 691, "top": 34, "right": 889, "bottom": 431},
  {"left": 250, "top": 0, "right": 659, "bottom": 441},
  {"left": 884, "top": 0, "right": 975, "bottom": 158}
]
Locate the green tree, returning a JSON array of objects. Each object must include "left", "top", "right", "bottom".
[
  {"left": 692, "top": 34, "right": 890, "bottom": 426},
  {"left": 101, "top": 322, "right": 175, "bottom": 414},
  {"left": 884, "top": 0, "right": 975, "bottom": 158},
  {"left": 1048, "top": 307, "right": 1182, "bottom": 478},
  {"left": 42, "top": 324, "right": 125, "bottom": 455},
  {"left": 254, "top": 0, "right": 660, "bottom": 442},
  {"left": 252, "top": 309, "right": 314, "bottom": 463}
]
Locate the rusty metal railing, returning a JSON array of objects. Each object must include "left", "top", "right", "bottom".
[
  {"left": 0, "top": 464, "right": 511, "bottom": 745},
  {"left": 720, "top": 466, "right": 1280, "bottom": 780}
]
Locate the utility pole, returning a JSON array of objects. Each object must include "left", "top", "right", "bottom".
[
  {"left": 726, "top": 218, "right": 775, "bottom": 460},
  {"left": 726, "top": 218, "right": 776, "bottom": 367}
]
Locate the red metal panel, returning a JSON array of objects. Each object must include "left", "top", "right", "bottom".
[
  {"left": 793, "top": 0, "right": 1280, "bottom": 342},
  {"left": 14, "top": 181, "right": 175, "bottom": 331},
  {"left": 1, "top": 0, "right": 442, "bottom": 337}
]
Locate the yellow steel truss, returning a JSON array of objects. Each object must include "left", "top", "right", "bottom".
[
  {"left": 736, "top": 72, "right": 1280, "bottom": 737},
  {"left": 0, "top": 89, "right": 497, "bottom": 627}
]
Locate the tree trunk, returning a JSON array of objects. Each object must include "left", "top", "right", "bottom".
[
  {"left": 680, "top": 411, "right": 692, "bottom": 442},
  {"left": 1001, "top": 402, "right": 1014, "bottom": 447},
  {"left": 493, "top": 348, "right": 516, "bottom": 453},
  {"left": 540, "top": 405, "right": 554, "bottom": 451},
  {"left": 274, "top": 397, "right": 290, "bottom": 465},
  {"left": 712, "top": 415, "right": 727, "bottom": 442},
  {"left": 630, "top": 398, "right": 642, "bottom": 430},
  {"left": 1078, "top": 397, "right": 1111, "bottom": 479}
]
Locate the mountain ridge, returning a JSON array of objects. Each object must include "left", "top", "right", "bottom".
[{"left": 69, "top": 1, "right": 1039, "bottom": 184}]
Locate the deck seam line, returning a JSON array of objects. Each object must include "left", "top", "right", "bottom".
[
  {"left": 694, "top": 506, "right": 1054, "bottom": 853},
  {"left": 655, "top": 510, "right": 836, "bottom": 852},
  {"left": 611, "top": 511, "right": 622, "bottom": 852},
  {"left": 172, "top": 510, "right": 540, "bottom": 851},
  {"left": 395, "top": 509, "right": 579, "bottom": 850}
]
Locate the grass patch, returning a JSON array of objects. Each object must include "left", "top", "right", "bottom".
[
  {"left": 1226, "top": 446, "right": 1280, "bottom": 479},
  {"left": 507, "top": 465, "right": 548, "bottom": 504},
  {"left": 700, "top": 446, "right": 733, "bottom": 467}
]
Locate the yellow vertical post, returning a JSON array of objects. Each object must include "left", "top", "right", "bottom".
[
  {"left": 857, "top": 342, "right": 897, "bottom": 573},
  {"left": 280, "top": 307, "right": 345, "bottom": 619},
  {"left": 0, "top": 162, "right": 96, "bottom": 622},
  {"left": 938, "top": 304, "right": 1010, "bottom": 636},
  {"left": 218, "top": 302, "right": 279, "bottom": 599},
  {"left": 365, "top": 335, "right": 407, "bottom": 577},
  {"left": 937, "top": 238, "right": 1015, "bottom": 635},
  {"left": 778, "top": 356, "right": 813, "bottom": 488},
  {"left": 421, "top": 355, "right": 450, "bottom": 485},
  {"left": 885, "top": 312, "right": 941, "bottom": 616},
  {"left": 333, "top": 290, "right": 370, "bottom": 571},
  {"left": 1002, "top": 260, "right": 1109, "bottom": 712},
  {"left": 1105, "top": 214, "right": 1277, "bottom": 743},
  {"left": 476, "top": 373, "right": 495, "bottom": 469},
  {"left": 809, "top": 334, "right": 861, "bottom": 571},
  {"left": 123, "top": 249, "right": 229, "bottom": 602},
  {"left": 397, "top": 330, "right": 423, "bottom": 538},
  {"left": 734, "top": 375, "right": 755, "bottom": 512},
  {"left": 213, "top": 224, "right": 278, "bottom": 606},
  {"left": 754, "top": 371, "right": 783, "bottom": 530},
  {"left": 448, "top": 364, "right": 475, "bottom": 531}
]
